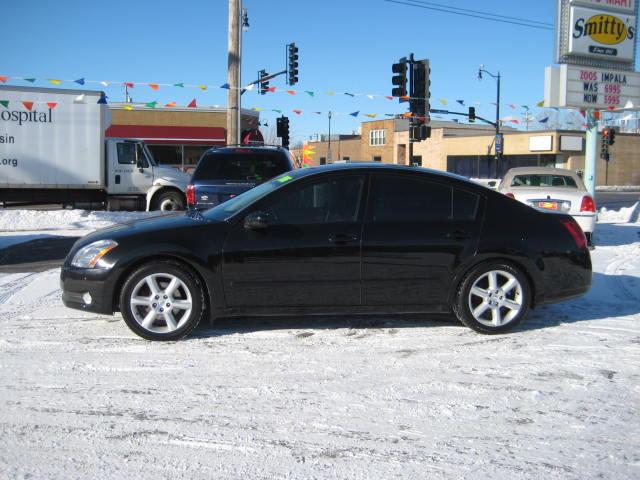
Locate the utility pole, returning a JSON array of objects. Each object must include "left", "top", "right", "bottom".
[
  {"left": 327, "top": 111, "right": 332, "bottom": 163},
  {"left": 226, "top": 0, "right": 241, "bottom": 145}
]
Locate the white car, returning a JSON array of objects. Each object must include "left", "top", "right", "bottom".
[{"left": 498, "top": 167, "right": 596, "bottom": 245}]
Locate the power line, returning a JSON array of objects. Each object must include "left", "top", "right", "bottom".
[
  {"left": 383, "top": 0, "right": 555, "bottom": 31},
  {"left": 403, "top": 0, "right": 554, "bottom": 27}
]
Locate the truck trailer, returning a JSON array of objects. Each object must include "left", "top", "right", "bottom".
[{"left": 0, "top": 85, "right": 190, "bottom": 211}]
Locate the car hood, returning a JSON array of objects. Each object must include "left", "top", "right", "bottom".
[{"left": 75, "top": 211, "right": 216, "bottom": 246}]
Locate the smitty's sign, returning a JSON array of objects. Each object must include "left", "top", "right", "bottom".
[{"left": 569, "top": 6, "right": 637, "bottom": 60}]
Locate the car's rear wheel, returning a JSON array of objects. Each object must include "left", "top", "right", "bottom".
[
  {"left": 119, "top": 261, "right": 205, "bottom": 340},
  {"left": 453, "top": 262, "right": 530, "bottom": 334}
]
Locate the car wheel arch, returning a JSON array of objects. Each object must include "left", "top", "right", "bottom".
[
  {"left": 112, "top": 254, "right": 213, "bottom": 316},
  {"left": 149, "top": 187, "right": 186, "bottom": 211}
]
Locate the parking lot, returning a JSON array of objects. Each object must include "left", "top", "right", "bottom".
[{"left": 0, "top": 213, "right": 639, "bottom": 479}]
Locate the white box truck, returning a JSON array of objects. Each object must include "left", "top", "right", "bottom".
[{"left": 0, "top": 85, "right": 190, "bottom": 211}]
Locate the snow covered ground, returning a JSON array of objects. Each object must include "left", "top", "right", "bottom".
[{"left": 0, "top": 207, "right": 639, "bottom": 479}]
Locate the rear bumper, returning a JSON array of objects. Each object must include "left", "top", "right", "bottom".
[
  {"left": 573, "top": 213, "right": 596, "bottom": 234},
  {"left": 60, "top": 267, "right": 116, "bottom": 315}
]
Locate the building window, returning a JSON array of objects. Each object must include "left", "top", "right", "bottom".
[
  {"left": 373, "top": 156, "right": 382, "bottom": 162},
  {"left": 343, "top": 156, "right": 350, "bottom": 161},
  {"left": 320, "top": 157, "right": 327, "bottom": 165},
  {"left": 369, "top": 129, "right": 386, "bottom": 146}
]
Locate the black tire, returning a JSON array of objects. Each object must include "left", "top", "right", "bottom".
[
  {"left": 152, "top": 190, "right": 186, "bottom": 211},
  {"left": 453, "top": 262, "right": 531, "bottom": 334},
  {"left": 119, "top": 261, "right": 205, "bottom": 341}
]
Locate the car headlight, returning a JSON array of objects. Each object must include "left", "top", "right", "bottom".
[{"left": 71, "top": 239, "right": 118, "bottom": 269}]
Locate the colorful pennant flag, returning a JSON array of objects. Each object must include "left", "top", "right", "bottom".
[
  {"left": 123, "top": 82, "right": 135, "bottom": 88},
  {"left": 400, "top": 95, "right": 410, "bottom": 101},
  {"left": 536, "top": 100, "right": 544, "bottom": 107},
  {"left": 165, "top": 101, "right": 176, "bottom": 107},
  {"left": 22, "top": 101, "right": 34, "bottom": 111},
  {"left": 266, "top": 87, "right": 277, "bottom": 93},
  {"left": 508, "top": 104, "right": 517, "bottom": 109},
  {"left": 385, "top": 96, "right": 393, "bottom": 101},
  {"left": 439, "top": 98, "right": 448, "bottom": 105},
  {"left": 0, "top": 100, "right": 8, "bottom": 108},
  {"left": 187, "top": 99, "right": 197, "bottom": 108},
  {"left": 197, "top": 84, "right": 208, "bottom": 90},
  {"left": 349, "top": 111, "right": 360, "bottom": 117},
  {"left": 456, "top": 100, "right": 465, "bottom": 106},
  {"left": 367, "top": 95, "right": 375, "bottom": 100},
  {"left": 24, "top": 78, "right": 36, "bottom": 83},
  {"left": 100, "top": 81, "right": 109, "bottom": 87},
  {"left": 344, "top": 92, "right": 355, "bottom": 97},
  {"left": 365, "top": 113, "right": 377, "bottom": 118},
  {"left": 123, "top": 105, "right": 133, "bottom": 111},
  {"left": 271, "top": 109, "right": 282, "bottom": 113},
  {"left": 46, "top": 102, "right": 58, "bottom": 109},
  {"left": 293, "top": 109, "right": 302, "bottom": 115},
  {"left": 305, "top": 91, "right": 315, "bottom": 97},
  {"left": 174, "top": 83, "right": 184, "bottom": 88},
  {"left": 538, "top": 117, "right": 549, "bottom": 123},
  {"left": 0, "top": 76, "right": 8, "bottom": 83},
  {"left": 148, "top": 83, "right": 159, "bottom": 91},
  {"left": 145, "top": 101, "right": 157, "bottom": 108},
  {"left": 74, "top": 78, "right": 85, "bottom": 85},
  {"left": 286, "top": 90, "right": 297, "bottom": 95},
  {"left": 220, "top": 83, "right": 230, "bottom": 89},
  {"left": 74, "top": 94, "right": 86, "bottom": 103},
  {"left": 47, "top": 79, "right": 61, "bottom": 85},
  {"left": 97, "top": 93, "right": 108, "bottom": 104}
]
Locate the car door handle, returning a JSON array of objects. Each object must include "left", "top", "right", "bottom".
[
  {"left": 448, "top": 230, "right": 472, "bottom": 240},
  {"left": 329, "top": 233, "right": 359, "bottom": 245}
]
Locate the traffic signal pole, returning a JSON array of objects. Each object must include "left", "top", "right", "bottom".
[{"left": 584, "top": 110, "right": 598, "bottom": 197}]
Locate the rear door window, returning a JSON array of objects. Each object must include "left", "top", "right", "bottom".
[
  {"left": 511, "top": 174, "right": 578, "bottom": 188},
  {"left": 193, "top": 151, "right": 291, "bottom": 183},
  {"left": 368, "top": 175, "right": 452, "bottom": 223}
]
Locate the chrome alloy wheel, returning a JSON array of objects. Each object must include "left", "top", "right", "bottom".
[
  {"left": 159, "top": 198, "right": 180, "bottom": 211},
  {"left": 467, "top": 270, "right": 523, "bottom": 327},
  {"left": 130, "top": 273, "right": 193, "bottom": 333}
]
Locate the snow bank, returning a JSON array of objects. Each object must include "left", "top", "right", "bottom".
[
  {"left": 598, "top": 202, "right": 640, "bottom": 223},
  {"left": 596, "top": 185, "right": 640, "bottom": 192},
  {"left": 0, "top": 209, "right": 162, "bottom": 232}
]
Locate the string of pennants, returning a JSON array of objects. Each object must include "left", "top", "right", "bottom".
[{"left": 0, "top": 74, "right": 629, "bottom": 126}]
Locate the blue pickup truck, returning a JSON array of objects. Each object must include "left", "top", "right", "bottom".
[{"left": 186, "top": 146, "right": 296, "bottom": 210}]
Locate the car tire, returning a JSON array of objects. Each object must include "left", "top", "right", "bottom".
[
  {"left": 152, "top": 190, "right": 185, "bottom": 211},
  {"left": 453, "top": 262, "right": 531, "bottom": 334},
  {"left": 119, "top": 261, "right": 205, "bottom": 341}
]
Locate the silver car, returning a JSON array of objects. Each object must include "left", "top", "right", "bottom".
[{"left": 498, "top": 167, "right": 596, "bottom": 245}]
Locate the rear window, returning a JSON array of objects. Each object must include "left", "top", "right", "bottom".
[
  {"left": 193, "top": 151, "right": 291, "bottom": 183},
  {"left": 511, "top": 174, "right": 578, "bottom": 188}
]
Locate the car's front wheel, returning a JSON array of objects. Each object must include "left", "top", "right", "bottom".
[
  {"left": 453, "top": 262, "right": 531, "bottom": 334},
  {"left": 119, "top": 261, "right": 205, "bottom": 340}
]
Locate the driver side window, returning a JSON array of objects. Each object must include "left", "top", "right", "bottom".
[{"left": 262, "top": 175, "right": 364, "bottom": 225}]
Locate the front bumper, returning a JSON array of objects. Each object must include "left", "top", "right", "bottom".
[{"left": 60, "top": 266, "right": 117, "bottom": 315}]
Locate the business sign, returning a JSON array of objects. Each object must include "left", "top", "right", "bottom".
[
  {"left": 556, "top": 0, "right": 639, "bottom": 70},
  {"left": 545, "top": 64, "right": 640, "bottom": 109},
  {"left": 570, "top": 0, "right": 635, "bottom": 14},
  {"left": 569, "top": 6, "right": 636, "bottom": 61}
]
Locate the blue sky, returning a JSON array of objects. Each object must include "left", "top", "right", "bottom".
[{"left": 5, "top": 0, "right": 561, "bottom": 143}]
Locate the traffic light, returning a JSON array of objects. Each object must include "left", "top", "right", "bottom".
[
  {"left": 258, "top": 69, "right": 269, "bottom": 95},
  {"left": 410, "top": 123, "right": 431, "bottom": 142},
  {"left": 287, "top": 43, "right": 299, "bottom": 86},
  {"left": 277, "top": 116, "right": 290, "bottom": 148},
  {"left": 608, "top": 127, "right": 616, "bottom": 145},
  {"left": 410, "top": 60, "right": 430, "bottom": 122},
  {"left": 392, "top": 58, "right": 407, "bottom": 100},
  {"left": 600, "top": 130, "right": 610, "bottom": 161},
  {"left": 468, "top": 106, "right": 476, "bottom": 122}
]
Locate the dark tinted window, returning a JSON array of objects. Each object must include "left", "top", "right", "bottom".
[
  {"left": 262, "top": 175, "right": 364, "bottom": 225},
  {"left": 511, "top": 174, "right": 578, "bottom": 188},
  {"left": 193, "top": 151, "right": 291, "bottom": 182},
  {"left": 453, "top": 188, "right": 480, "bottom": 220},
  {"left": 370, "top": 175, "right": 452, "bottom": 223}
]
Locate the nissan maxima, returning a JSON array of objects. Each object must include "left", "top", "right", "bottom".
[{"left": 61, "top": 163, "right": 592, "bottom": 340}]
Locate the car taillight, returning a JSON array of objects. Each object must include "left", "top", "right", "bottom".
[
  {"left": 580, "top": 195, "right": 596, "bottom": 212},
  {"left": 186, "top": 185, "right": 196, "bottom": 206},
  {"left": 505, "top": 192, "right": 515, "bottom": 199},
  {"left": 560, "top": 218, "right": 587, "bottom": 250}
]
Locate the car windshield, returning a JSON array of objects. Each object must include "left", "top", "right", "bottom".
[
  {"left": 510, "top": 174, "right": 578, "bottom": 188},
  {"left": 203, "top": 172, "right": 297, "bottom": 220},
  {"left": 193, "top": 151, "right": 290, "bottom": 183}
]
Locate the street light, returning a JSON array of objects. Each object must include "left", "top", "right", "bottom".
[{"left": 478, "top": 65, "right": 501, "bottom": 175}]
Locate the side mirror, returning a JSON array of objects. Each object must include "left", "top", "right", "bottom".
[
  {"left": 244, "top": 211, "right": 269, "bottom": 230},
  {"left": 137, "top": 163, "right": 144, "bottom": 173}
]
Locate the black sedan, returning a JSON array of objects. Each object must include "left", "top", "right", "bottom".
[{"left": 61, "top": 163, "right": 592, "bottom": 340}]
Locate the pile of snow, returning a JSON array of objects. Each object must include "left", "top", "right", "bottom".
[
  {"left": 598, "top": 202, "right": 640, "bottom": 223},
  {"left": 0, "top": 209, "right": 162, "bottom": 233},
  {"left": 596, "top": 185, "right": 640, "bottom": 192}
]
